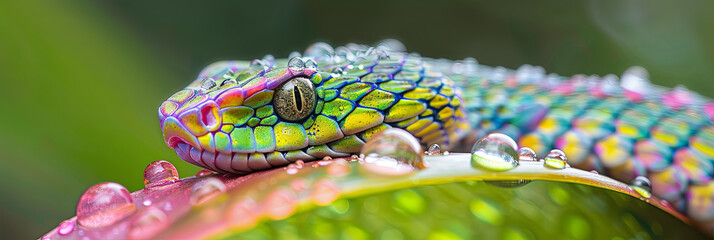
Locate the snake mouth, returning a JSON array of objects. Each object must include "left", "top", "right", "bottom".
[{"left": 173, "top": 141, "right": 302, "bottom": 174}]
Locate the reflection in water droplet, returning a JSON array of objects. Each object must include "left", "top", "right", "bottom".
[
  {"left": 288, "top": 57, "right": 305, "bottom": 72},
  {"left": 544, "top": 149, "right": 568, "bottom": 169},
  {"left": 200, "top": 78, "right": 217, "bottom": 91},
  {"left": 631, "top": 176, "right": 652, "bottom": 199},
  {"left": 518, "top": 147, "right": 537, "bottom": 161},
  {"left": 426, "top": 144, "right": 441, "bottom": 155},
  {"left": 359, "top": 128, "right": 424, "bottom": 176},
  {"left": 485, "top": 180, "right": 532, "bottom": 188},
  {"left": 190, "top": 177, "right": 226, "bottom": 205},
  {"left": 57, "top": 220, "right": 75, "bottom": 236},
  {"left": 470, "top": 133, "right": 519, "bottom": 171},
  {"left": 127, "top": 207, "right": 169, "bottom": 240},
  {"left": 143, "top": 160, "right": 179, "bottom": 188},
  {"left": 77, "top": 182, "right": 136, "bottom": 228},
  {"left": 195, "top": 169, "right": 215, "bottom": 177}
]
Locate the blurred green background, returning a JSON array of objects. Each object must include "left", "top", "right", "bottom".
[{"left": 1, "top": 0, "right": 712, "bottom": 238}]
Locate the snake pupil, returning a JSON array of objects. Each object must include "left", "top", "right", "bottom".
[{"left": 293, "top": 85, "right": 303, "bottom": 111}]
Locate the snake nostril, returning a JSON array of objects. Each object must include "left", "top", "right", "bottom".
[{"left": 200, "top": 102, "right": 221, "bottom": 132}]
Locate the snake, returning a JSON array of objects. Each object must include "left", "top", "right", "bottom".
[{"left": 156, "top": 40, "right": 714, "bottom": 236}]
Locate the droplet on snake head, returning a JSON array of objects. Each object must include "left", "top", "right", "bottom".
[
  {"left": 288, "top": 57, "right": 305, "bottom": 72},
  {"left": 143, "top": 160, "right": 179, "bottom": 188},
  {"left": 516, "top": 64, "right": 533, "bottom": 81},
  {"left": 621, "top": 66, "right": 651, "bottom": 97},
  {"left": 426, "top": 144, "right": 441, "bottom": 155},
  {"left": 376, "top": 39, "right": 406, "bottom": 52},
  {"left": 288, "top": 51, "right": 302, "bottom": 59},
  {"left": 451, "top": 61, "right": 464, "bottom": 74},
  {"left": 631, "top": 176, "right": 652, "bottom": 199},
  {"left": 57, "top": 220, "right": 75, "bottom": 236},
  {"left": 359, "top": 128, "right": 424, "bottom": 176},
  {"left": 304, "top": 58, "right": 318, "bottom": 70},
  {"left": 195, "top": 169, "right": 215, "bottom": 177},
  {"left": 127, "top": 207, "right": 169, "bottom": 240},
  {"left": 517, "top": 147, "right": 537, "bottom": 162},
  {"left": 77, "top": 182, "right": 136, "bottom": 228},
  {"left": 470, "top": 133, "right": 519, "bottom": 171},
  {"left": 262, "top": 54, "right": 275, "bottom": 64},
  {"left": 485, "top": 179, "right": 531, "bottom": 188},
  {"left": 200, "top": 78, "right": 217, "bottom": 91},
  {"left": 250, "top": 59, "right": 268, "bottom": 71},
  {"left": 543, "top": 149, "right": 568, "bottom": 169},
  {"left": 221, "top": 78, "right": 237, "bottom": 87},
  {"left": 304, "top": 42, "right": 334, "bottom": 59},
  {"left": 463, "top": 57, "right": 479, "bottom": 75},
  {"left": 190, "top": 177, "right": 226, "bottom": 205}
]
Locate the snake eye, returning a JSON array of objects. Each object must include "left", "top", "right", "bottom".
[{"left": 274, "top": 77, "right": 316, "bottom": 122}]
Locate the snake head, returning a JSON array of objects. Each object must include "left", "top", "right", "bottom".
[
  {"left": 160, "top": 50, "right": 470, "bottom": 174},
  {"left": 158, "top": 60, "right": 323, "bottom": 173}
]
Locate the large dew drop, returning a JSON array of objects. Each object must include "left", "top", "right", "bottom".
[
  {"left": 470, "top": 133, "right": 519, "bottom": 171},
  {"left": 543, "top": 149, "right": 568, "bottom": 169},
  {"left": 359, "top": 128, "right": 424, "bottom": 176},
  {"left": 143, "top": 160, "right": 179, "bottom": 188},
  {"left": 77, "top": 182, "right": 136, "bottom": 228},
  {"left": 287, "top": 57, "right": 306, "bottom": 72}
]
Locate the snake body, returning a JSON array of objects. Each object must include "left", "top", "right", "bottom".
[{"left": 159, "top": 41, "right": 714, "bottom": 223}]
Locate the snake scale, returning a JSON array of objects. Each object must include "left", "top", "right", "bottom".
[{"left": 158, "top": 40, "right": 714, "bottom": 229}]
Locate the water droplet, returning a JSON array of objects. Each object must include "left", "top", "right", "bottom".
[
  {"left": 200, "top": 78, "right": 216, "bottom": 91},
  {"left": 142, "top": 199, "right": 152, "bottom": 206},
  {"left": 190, "top": 177, "right": 226, "bottom": 205},
  {"left": 470, "top": 133, "right": 519, "bottom": 171},
  {"left": 250, "top": 59, "right": 268, "bottom": 71},
  {"left": 286, "top": 164, "right": 299, "bottom": 174},
  {"left": 288, "top": 51, "right": 302, "bottom": 60},
  {"left": 590, "top": 170, "right": 599, "bottom": 174},
  {"left": 195, "top": 169, "right": 215, "bottom": 177},
  {"left": 288, "top": 57, "right": 305, "bottom": 72},
  {"left": 621, "top": 66, "right": 650, "bottom": 98},
  {"left": 631, "top": 176, "right": 652, "bottom": 199},
  {"left": 359, "top": 128, "right": 424, "bottom": 176},
  {"left": 57, "top": 219, "right": 75, "bottom": 236},
  {"left": 304, "top": 42, "right": 334, "bottom": 59},
  {"left": 143, "top": 160, "right": 179, "bottom": 188},
  {"left": 485, "top": 179, "right": 531, "bottom": 188},
  {"left": 221, "top": 78, "right": 237, "bottom": 87},
  {"left": 295, "top": 160, "right": 305, "bottom": 168},
  {"left": 305, "top": 58, "right": 318, "bottom": 70},
  {"left": 543, "top": 149, "right": 568, "bottom": 169},
  {"left": 426, "top": 144, "right": 441, "bottom": 155},
  {"left": 517, "top": 147, "right": 537, "bottom": 161},
  {"left": 77, "top": 182, "right": 136, "bottom": 228},
  {"left": 376, "top": 39, "right": 406, "bottom": 52},
  {"left": 127, "top": 207, "right": 169, "bottom": 240}
]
